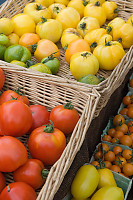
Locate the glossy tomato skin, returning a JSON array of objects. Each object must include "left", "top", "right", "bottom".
[
  {"left": 0, "top": 172, "right": 6, "bottom": 193},
  {"left": 0, "top": 90, "right": 19, "bottom": 105},
  {"left": 0, "top": 100, "right": 32, "bottom": 137},
  {"left": 0, "top": 182, "right": 37, "bottom": 200},
  {"left": 13, "top": 159, "right": 47, "bottom": 189},
  {"left": 28, "top": 126, "right": 66, "bottom": 165},
  {"left": 29, "top": 105, "right": 50, "bottom": 132},
  {"left": 0, "top": 68, "right": 5, "bottom": 91},
  {"left": 0, "top": 136, "right": 28, "bottom": 172},
  {"left": 50, "top": 104, "right": 79, "bottom": 135}
]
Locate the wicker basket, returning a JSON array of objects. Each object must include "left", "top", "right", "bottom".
[
  {"left": 0, "top": 0, "right": 133, "bottom": 117},
  {"left": 0, "top": 65, "right": 100, "bottom": 200}
]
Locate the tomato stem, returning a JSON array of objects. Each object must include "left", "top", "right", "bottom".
[
  {"left": 95, "top": 1, "right": 101, "bottom": 6},
  {"left": 106, "top": 26, "right": 112, "bottom": 33},
  {"left": 41, "top": 17, "right": 47, "bottom": 23},
  {"left": 31, "top": 44, "right": 37, "bottom": 53},
  {"left": 36, "top": 4, "right": 43, "bottom": 10},
  {"left": 118, "top": 38, "right": 122, "bottom": 43},
  {"left": 7, "top": 185, "right": 10, "bottom": 192},
  {"left": 81, "top": 52, "right": 91, "bottom": 58},
  {"left": 114, "top": 8, "right": 119, "bottom": 14},
  {"left": 42, "top": 169, "right": 49, "bottom": 180},
  {"left": 64, "top": 102, "right": 74, "bottom": 110},
  {"left": 42, "top": 52, "right": 59, "bottom": 63},
  {"left": 43, "top": 121, "right": 54, "bottom": 133},
  {"left": 82, "top": 0, "right": 89, "bottom": 6},
  {"left": 15, "top": 87, "right": 23, "bottom": 96},
  {"left": 25, "top": 60, "right": 35, "bottom": 68},
  {"left": 80, "top": 22, "right": 86, "bottom": 34},
  {"left": 53, "top": 6, "right": 60, "bottom": 14},
  {"left": 91, "top": 42, "right": 97, "bottom": 48}
]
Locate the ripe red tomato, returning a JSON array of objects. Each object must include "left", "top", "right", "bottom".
[
  {"left": 0, "top": 100, "right": 32, "bottom": 137},
  {"left": 0, "top": 68, "right": 5, "bottom": 90},
  {"left": 0, "top": 172, "right": 6, "bottom": 194},
  {"left": 0, "top": 182, "right": 37, "bottom": 200},
  {"left": 13, "top": 159, "right": 49, "bottom": 190},
  {"left": 50, "top": 102, "right": 79, "bottom": 135},
  {"left": 29, "top": 105, "right": 50, "bottom": 132},
  {"left": 15, "top": 88, "right": 29, "bottom": 106},
  {"left": 0, "top": 136, "right": 28, "bottom": 172},
  {"left": 28, "top": 122, "right": 66, "bottom": 165}
]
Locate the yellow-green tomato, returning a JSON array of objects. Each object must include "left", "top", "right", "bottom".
[
  {"left": 93, "top": 41, "right": 125, "bottom": 70},
  {"left": 0, "top": 18, "right": 14, "bottom": 35},
  {"left": 91, "top": 186, "right": 124, "bottom": 200},
  {"left": 71, "top": 165, "right": 99, "bottom": 199},
  {"left": 29, "top": 63, "right": 52, "bottom": 74},
  {"left": 36, "top": 18, "right": 63, "bottom": 43},
  {"left": 10, "top": 60, "right": 27, "bottom": 68},
  {"left": 48, "top": 3, "right": 66, "bottom": 19},
  {"left": 127, "top": 15, "right": 133, "bottom": 26}
]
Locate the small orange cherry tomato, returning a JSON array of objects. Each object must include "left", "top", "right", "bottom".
[
  {"left": 104, "top": 151, "right": 115, "bottom": 162},
  {"left": 110, "top": 165, "right": 121, "bottom": 173},
  {"left": 114, "top": 130, "right": 124, "bottom": 139},
  {"left": 91, "top": 160, "right": 100, "bottom": 167},
  {"left": 127, "top": 104, "right": 133, "bottom": 109},
  {"left": 111, "top": 137, "right": 120, "bottom": 144},
  {"left": 102, "top": 135, "right": 112, "bottom": 142},
  {"left": 120, "top": 108, "right": 128, "bottom": 115},
  {"left": 113, "top": 114, "right": 125, "bottom": 126},
  {"left": 122, "top": 96, "right": 131, "bottom": 105},
  {"left": 107, "top": 128, "right": 116, "bottom": 137},
  {"left": 127, "top": 121, "right": 133, "bottom": 127},
  {"left": 94, "top": 151, "right": 103, "bottom": 160},
  {"left": 114, "top": 156, "right": 127, "bottom": 168},
  {"left": 120, "top": 135, "right": 132, "bottom": 147},
  {"left": 98, "top": 143, "right": 109, "bottom": 152},
  {"left": 122, "top": 163, "right": 133, "bottom": 177},
  {"left": 113, "top": 146, "right": 122, "bottom": 155},
  {"left": 115, "top": 123, "right": 128, "bottom": 134},
  {"left": 122, "top": 149, "right": 133, "bottom": 160},
  {"left": 129, "top": 79, "right": 133, "bottom": 88},
  {"left": 127, "top": 107, "right": 133, "bottom": 118},
  {"left": 104, "top": 161, "right": 112, "bottom": 169}
]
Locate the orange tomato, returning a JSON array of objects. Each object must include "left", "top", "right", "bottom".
[
  {"left": 122, "top": 96, "right": 131, "bottom": 105},
  {"left": 122, "top": 149, "right": 133, "bottom": 160},
  {"left": 120, "top": 135, "right": 132, "bottom": 147},
  {"left": 115, "top": 123, "right": 128, "bottom": 134},
  {"left": 107, "top": 128, "right": 116, "bottom": 137},
  {"left": 104, "top": 161, "right": 112, "bottom": 169},
  {"left": 114, "top": 131, "right": 124, "bottom": 139},
  {"left": 127, "top": 107, "right": 133, "bottom": 118},
  {"left": 122, "top": 163, "right": 133, "bottom": 176},
  {"left": 91, "top": 160, "right": 100, "bottom": 167},
  {"left": 129, "top": 79, "right": 133, "bottom": 88},
  {"left": 104, "top": 151, "right": 115, "bottom": 162},
  {"left": 127, "top": 120, "right": 133, "bottom": 127},
  {"left": 102, "top": 135, "right": 112, "bottom": 142},
  {"left": 65, "top": 39, "right": 90, "bottom": 64},
  {"left": 129, "top": 133, "right": 133, "bottom": 142},
  {"left": 98, "top": 143, "right": 109, "bottom": 152},
  {"left": 110, "top": 165, "right": 121, "bottom": 173},
  {"left": 113, "top": 146, "right": 122, "bottom": 155},
  {"left": 114, "top": 156, "right": 127, "bottom": 168},
  {"left": 94, "top": 151, "right": 103, "bottom": 160},
  {"left": 120, "top": 108, "right": 128, "bottom": 116},
  {"left": 113, "top": 114, "right": 125, "bottom": 126},
  {"left": 127, "top": 104, "right": 133, "bottom": 109},
  {"left": 111, "top": 137, "right": 120, "bottom": 144}
]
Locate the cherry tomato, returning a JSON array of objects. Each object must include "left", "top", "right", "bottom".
[
  {"left": 107, "top": 128, "right": 116, "bottom": 137},
  {"left": 102, "top": 135, "right": 112, "bottom": 142},
  {"left": 114, "top": 131, "right": 124, "bottom": 139},
  {"left": 122, "top": 149, "right": 133, "bottom": 160},
  {"left": 111, "top": 137, "right": 120, "bottom": 144},
  {"left": 122, "top": 96, "right": 131, "bottom": 105},
  {"left": 127, "top": 107, "right": 133, "bottom": 118},
  {"left": 122, "top": 163, "right": 133, "bottom": 177},
  {"left": 110, "top": 165, "right": 121, "bottom": 173},
  {"left": 120, "top": 135, "right": 132, "bottom": 147},
  {"left": 104, "top": 151, "right": 115, "bottom": 162},
  {"left": 129, "top": 79, "right": 133, "bottom": 88},
  {"left": 127, "top": 120, "right": 133, "bottom": 127},
  {"left": 120, "top": 108, "right": 128, "bottom": 115},
  {"left": 0, "top": 68, "right": 5, "bottom": 90},
  {"left": 50, "top": 102, "right": 79, "bottom": 135},
  {"left": 94, "top": 151, "right": 103, "bottom": 160},
  {"left": 104, "top": 161, "right": 112, "bottom": 169},
  {"left": 114, "top": 156, "right": 127, "bottom": 168},
  {"left": 113, "top": 114, "right": 125, "bottom": 126},
  {"left": 115, "top": 123, "right": 128, "bottom": 134},
  {"left": 127, "top": 104, "right": 133, "bottom": 109},
  {"left": 113, "top": 146, "right": 122, "bottom": 155},
  {"left": 0, "top": 172, "right": 6, "bottom": 194},
  {"left": 98, "top": 143, "right": 109, "bottom": 152},
  {"left": 91, "top": 161, "right": 100, "bottom": 167}
]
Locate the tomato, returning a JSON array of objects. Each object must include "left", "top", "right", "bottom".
[
  {"left": 122, "top": 163, "right": 133, "bottom": 177},
  {"left": 122, "top": 96, "right": 131, "bottom": 105},
  {"left": 29, "top": 105, "right": 50, "bottom": 132},
  {"left": 120, "top": 135, "right": 132, "bottom": 147},
  {"left": 104, "top": 151, "right": 115, "bottom": 162},
  {"left": 110, "top": 165, "right": 121, "bottom": 173},
  {"left": 113, "top": 114, "right": 125, "bottom": 126},
  {"left": 24, "top": 3, "right": 51, "bottom": 24},
  {"left": 102, "top": 135, "right": 112, "bottom": 142},
  {"left": 84, "top": 2, "right": 106, "bottom": 26},
  {"left": 127, "top": 104, "right": 133, "bottom": 109},
  {"left": 115, "top": 123, "right": 128, "bottom": 134},
  {"left": 77, "top": 16, "right": 100, "bottom": 38},
  {"left": 0, "top": 34, "right": 10, "bottom": 46},
  {"left": 10, "top": 60, "right": 27, "bottom": 68},
  {"left": 71, "top": 165, "right": 99, "bottom": 199},
  {"left": 91, "top": 161, "right": 100, "bottom": 167},
  {"left": 128, "top": 126, "right": 133, "bottom": 134},
  {"left": 129, "top": 79, "right": 133, "bottom": 88},
  {"left": 0, "top": 68, "right": 5, "bottom": 91},
  {"left": 78, "top": 74, "right": 101, "bottom": 85},
  {"left": 120, "top": 108, "right": 128, "bottom": 116},
  {"left": 0, "top": 136, "right": 27, "bottom": 172},
  {"left": 102, "top": 1, "right": 118, "bottom": 20},
  {"left": 114, "top": 156, "right": 127, "bottom": 168},
  {"left": 122, "top": 149, "right": 133, "bottom": 160},
  {"left": 127, "top": 107, "right": 133, "bottom": 118},
  {"left": 8, "top": 33, "right": 19, "bottom": 45},
  {"left": 104, "top": 161, "right": 112, "bottom": 169},
  {"left": 98, "top": 143, "right": 109, "bottom": 152},
  {"left": 0, "top": 100, "right": 32, "bottom": 137},
  {"left": 0, "top": 45, "right": 6, "bottom": 60},
  {"left": 129, "top": 133, "right": 133, "bottom": 142},
  {"left": 54, "top": 0, "right": 70, "bottom": 6},
  {"left": 107, "top": 128, "right": 116, "bottom": 137},
  {"left": 94, "top": 151, "right": 103, "bottom": 160},
  {"left": 70, "top": 51, "right": 99, "bottom": 80},
  {"left": 0, "top": 182, "right": 37, "bottom": 200},
  {"left": 90, "top": 0, "right": 105, "bottom": 4},
  {"left": 49, "top": 3, "right": 66, "bottom": 19},
  {"left": 127, "top": 120, "right": 133, "bottom": 127},
  {"left": 0, "top": 18, "right": 14, "bottom": 36},
  {"left": 34, "top": 39, "right": 60, "bottom": 61},
  {"left": 29, "top": 63, "right": 52, "bottom": 74},
  {"left": 113, "top": 146, "right": 122, "bottom": 155},
  {"left": 56, "top": 7, "right": 80, "bottom": 30},
  {"left": 13, "top": 159, "right": 48, "bottom": 189},
  {"left": 93, "top": 41, "right": 125, "bottom": 71},
  {"left": 98, "top": 34, "right": 112, "bottom": 46},
  {"left": 0, "top": 172, "right": 6, "bottom": 194},
  {"left": 28, "top": 122, "right": 66, "bottom": 165},
  {"left": 35, "top": 0, "right": 54, "bottom": 7},
  {"left": 114, "top": 131, "right": 124, "bottom": 139},
  {"left": 65, "top": 39, "right": 90, "bottom": 64},
  {"left": 12, "top": 14, "right": 36, "bottom": 37},
  {"left": 67, "top": 0, "right": 85, "bottom": 18},
  {"left": 127, "top": 15, "right": 133, "bottom": 26},
  {"left": 111, "top": 137, "right": 120, "bottom": 144},
  {"left": 50, "top": 102, "right": 79, "bottom": 135}
]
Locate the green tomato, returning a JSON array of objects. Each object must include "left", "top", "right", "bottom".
[
  {"left": 41, "top": 56, "right": 60, "bottom": 75},
  {"left": 78, "top": 74, "right": 101, "bottom": 85},
  {"left": 0, "top": 45, "right": 6, "bottom": 60},
  {"left": 4, "top": 45, "right": 31, "bottom": 63},
  {"left": 10, "top": 60, "right": 27, "bottom": 68},
  {"left": 71, "top": 165, "right": 99, "bottom": 199},
  {"left": 29, "top": 63, "right": 52, "bottom": 74},
  {"left": 0, "top": 34, "right": 10, "bottom": 46}
]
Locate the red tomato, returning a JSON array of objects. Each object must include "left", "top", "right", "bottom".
[
  {"left": 0, "top": 182, "right": 37, "bottom": 200},
  {"left": 29, "top": 105, "right": 50, "bottom": 132},
  {"left": 0, "top": 100, "right": 32, "bottom": 137},
  {"left": 15, "top": 88, "right": 29, "bottom": 106},
  {"left": 0, "top": 136, "right": 27, "bottom": 172},
  {"left": 50, "top": 102, "right": 79, "bottom": 135},
  {"left": 0, "top": 68, "right": 5, "bottom": 90},
  {"left": 0, "top": 172, "right": 6, "bottom": 194},
  {"left": 28, "top": 122, "right": 66, "bottom": 165},
  {"left": 13, "top": 159, "right": 49, "bottom": 190}
]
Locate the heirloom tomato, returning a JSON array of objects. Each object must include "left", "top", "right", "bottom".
[
  {"left": 90, "top": 0, "right": 105, "bottom": 4},
  {"left": 70, "top": 51, "right": 99, "bottom": 80},
  {"left": 10, "top": 60, "right": 27, "bottom": 68},
  {"left": 0, "top": 172, "right": 6, "bottom": 193},
  {"left": 50, "top": 102, "right": 79, "bottom": 135},
  {"left": 0, "top": 34, "right": 10, "bottom": 46},
  {"left": 0, "top": 136, "right": 27, "bottom": 172},
  {"left": 102, "top": 1, "right": 118, "bottom": 20},
  {"left": 0, "top": 68, "right": 5, "bottom": 90},
  {"left": 13, "top": 159, "right": 49, "bottom": 189},
  {"left": 67, "top": 0, "right": 85, "bottom": 18},
  {"left": 0, "top": 18, "right": 14, "bottom": 35},
  {"left": 12, "top": 14, "right": 36, "bottom": 37},
  {"left": 0, "top": 182, "right": 37, "bottom": 200},
  {"left": 35, "top": 0, "right": 54, "bottom": 7},
  {"left": 98, "top": 34, "right": 112, "bottom": 45},
  {"left": 24, "top": 3, "right": 51, "bottom": 24},
  {"left": 28, "top": 122, "right": 66, "bottom": 165},
  {"left": 77, "top": 16, "right": 100, "bottom": 38},
  {"left": 0, "top": 45, "right": 6, "bottom": 60},
  {"left": 8, "top": 33, "right": 19, "bottom": 45},
  {"left": 127, "top": 15, "right": 133, "bottom": 26},
  {"left": 48, "top": 3, "right": 66, "bottom": 19},
  {"left": 54, "top": 0, "right": 70, "bottom": 6},
  {"left": 56, "top": 7, "right": 80, "bottom": 30},
  {"left": 0, "top": 100, "right": 32, "bottom": 137},
  {"left": 29, "top": 63, "right": 52, "bottom": 74}
]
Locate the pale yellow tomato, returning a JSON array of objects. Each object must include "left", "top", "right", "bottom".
[
  {"left": 67, "top": 0, "right": 85, "bottom": 18},
  {"left": 23, "top": 3, "right": 51, "bottom": 24},
  {"left": 84, "top": 2, "right": 106, "bottom": 26},
  {"left": 93, "top": 41, "right": 125, "bottom": 70},
  {"left": 98, "top": 34, "right": 112, "bottom": 45},
  {"left": 54, "top": 0, "right": 70, "bottom": 6},
  {"left": 0, "top": 18, "right": 14, "bottom": 35},
  {"left": 89, "top": 0, "right": 105, "bottom": 5},
  {"left": 77, "top": 17, "right": 100, "bottom": 38},
  {"left": 56, "top": 7, "right": 80, "bottom": 30},
  {"left": 127, "top": 15, "right": 133, "bottom": 26},
  {"left": 8, "top": 33, "right": 19, "bottom": 45},
  {"left": 48, "top": 3, "right": 66, "bottom": 19},
  {"left": 36, "top": 18, "right": 63, "bottom": 43},
  {"left": 102, "top": 1, "right": 118, "bottom": 20},
  {"left": 35, "top": 0, "right": 54, "bottom": 7},
  {"left": 11, "top": 14, "right": 36, "bottom": 37}
]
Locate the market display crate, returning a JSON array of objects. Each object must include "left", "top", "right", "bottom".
[
  {"left": 0, "top": 65, "right": 100, "bottom": 200},
  {"left": 0, "top": 0, "right": 133, "bottom": 118}
]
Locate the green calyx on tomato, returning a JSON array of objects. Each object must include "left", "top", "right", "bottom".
[
  {"left": 36, "top": 4, "right": 43, "bottom": 10},
  {"left": 0, "top": 45, "right": 6, "bottom": 60},
  {"left": 25, "top": 60, "right": 35, "bottom": 68},
  {"left": 114, "top": 8, "right": 119, "bottom": 14},
  {"left": 43, "top": 121, "right": 55, "bottom": 133},
  {"left": 82, "top": 0, "right": 90, "bottom": 6},
  {"left": 95, "top": 1, "right": 101, "bottom": 6},
  {"left": 81, "top": 52, "right": 91, "bottom": 58},
  {"left": 41, "top": 169, "right": 49, "bottom": 180},
  {"left": 91, "top": 42, "right": 97, "bottom": 48},
  {"left": 7, "top": 185, "right": 10, "bottom": 192},
  {"left": 80, "top": 22, "right": 87, "bottom": 33},
  {"left": 0, "top": 33, "right": 10, "bottom": 46},
  {"left": 40, "top": 17, "right": 47, "bottom": 23},
  {"left": 64, "top": 102, "right": 74, "bottom": 110},
  {"left": 106, "top": 26, "right": 112, "bottom": 33}
]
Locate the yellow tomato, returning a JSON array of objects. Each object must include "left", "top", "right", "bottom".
[
  {"left": 127, "top": 15, "right": 133, "bottom": 26},
  {"left": 113, "top": 23, "right": 133, "bottom": 49},
  {"left": 70, "top": 51, "right": 99, "bottom": 80},
  {"left": 98, "top": 34, "right": 112, "bottom": 45},
  {"left": 11, "top": 14, "right": 36, "bottom": 37},
  {"left": 102, "top": 1, "right": 118, "bottom": 20},
  {"left": 36, "top": 18, "right": 63, "bottom": 43},
  {"left": 84, "top": 2, "right": 106, "bottom": 26},
  {"left": 54, "top": 0, "right": 70, "bottom": 6},
  {"left": 0, "top": 18, "right": 14, "bottom": 35},
  {"left": 84, "top": 28, "right": 107, "bottom": 52},
  {"left": 106, "top": 17, "right": 125, "bottom": 38},
  {"left": 56, "top": 7, "right": 80, "bottom": 30},
  {"left": 61, "top": 28, "right": 82, "bottom": 49},
  {"left": 89, "top": 0, "right": 105, "bottom": 5},
  {"left": 67, "top": 0, "right": 85, "bottom": 18},
  {"left": 35, "top": 0, "right": 54, "bottom": 7},
  {"left": 23, "top": 3, "right": 51, "bottom": 24},
  {"left": 93, "top": 41, "right": 125, "bottom": 70},
  {"left": 8, "top": 33, "right": 19, "bottom": 45},
  {"left": 48, "top": 3, "right": 66, "bottom": 19},
  {"left": 77, "top": 17, "right": 100, "bottom": 38}
]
